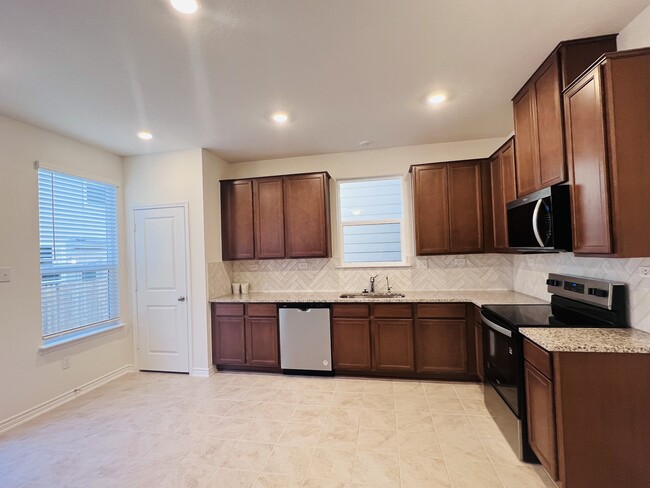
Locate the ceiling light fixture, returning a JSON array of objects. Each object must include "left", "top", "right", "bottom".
[
  {"left": 426, "top": 94, "right": 447, "bottom": 105},
  {"left": 271, "top": 112, "right": 289, "bottom": 124},
  {"left": 138, "top": 131, "right": 153, "bottom": 140},
  {"left": 359, "top": 140, "right": 372, "bottom": 147},
  {"left": 170, "top": 0, "right": 199, "bottom": 14}
]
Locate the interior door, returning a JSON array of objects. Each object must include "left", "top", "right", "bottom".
[{"left": 134, "top": 206, "right": 189, "bottom": 372}]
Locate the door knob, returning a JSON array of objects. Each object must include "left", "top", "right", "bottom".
[{"left": 178, "top": 296, "right": 186, "bottom": 302}]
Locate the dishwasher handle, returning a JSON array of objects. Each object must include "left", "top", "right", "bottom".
[{"left": 278, "top": 303, "right": 330, "bottom": 311}]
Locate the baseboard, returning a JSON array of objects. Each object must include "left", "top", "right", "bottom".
[
  {"left": 0, "top": 364, "right": 134, "bottom": 434},
  {"left": 190, "top": 365, "right": 216, "bottom": 378}
]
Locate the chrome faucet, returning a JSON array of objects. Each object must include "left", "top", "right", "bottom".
[
  {"left": 369, "top": 274, "right": 379, "bottom": 293},
  {"left": 386, "top": 275, "right": 392, "bottom": 292}
]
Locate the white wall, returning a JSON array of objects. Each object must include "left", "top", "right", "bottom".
[
  {"left": 0, "top": 114, "right": 133, "bottom": 424},
  {"left": 618, "top": 5, "right": 650, "bottom": 49}
]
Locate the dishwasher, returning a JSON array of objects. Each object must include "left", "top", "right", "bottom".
[{"left": 278, "top": 303, "right": 333, "bottom": 375}]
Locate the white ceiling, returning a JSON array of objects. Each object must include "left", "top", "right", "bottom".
[{"left": 0, "top": 0, "right": 647, "bottom": 162}]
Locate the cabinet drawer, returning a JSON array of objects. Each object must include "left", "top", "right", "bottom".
[
  {"left": 524, "top": 339, "right": 553, "bottom": 379},
  {"left": 332, "top": 304, "right": 370, "bottom": 318},
  {"left": 374, "top": 304, "right": 413, "bottom": 318},
  {"left": 417, "top": 303, "right": 466, "bottom": 319},
  {"left": 214, "top": 303, "right": 245, "bottom": 316},
  {"left": 247, "top": 303, "right": 277, "bottom": 317}
]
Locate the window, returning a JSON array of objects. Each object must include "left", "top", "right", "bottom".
[
  {"left": 38, "top": 169, "right": 119, "bottom": 338},
  {"left": 338, "top": 177, "right": 405, "bottom": 265}
]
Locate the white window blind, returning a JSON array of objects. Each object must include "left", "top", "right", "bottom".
[
  {"left": 339, "top": 177, "right": 404, "bottom": 264},
  {"left": 38, "top": 169, "right": 119, "bottom": 338}
]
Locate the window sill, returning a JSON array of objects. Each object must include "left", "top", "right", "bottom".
[
  {"left": 39, "top": 321, "right": 127, "bottom": 354},
  {"left": 335, "top": 261, "right": 413, "bottom": 269}
]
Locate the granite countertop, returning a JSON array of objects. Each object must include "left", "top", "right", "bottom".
[
  {"left": 520, "top": 328, "right": 650, "bottom": 354},
  {"left": 209, "top": 290, "right": 546, "bottom": 307}
]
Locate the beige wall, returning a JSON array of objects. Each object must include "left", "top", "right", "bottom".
[
  {"left": 618, "top": 4, "right": 650, "bottom": 49},
  {"left": 0, "top": 114, "right": 133, "bottom": 424}
]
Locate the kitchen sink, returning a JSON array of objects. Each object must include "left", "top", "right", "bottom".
[{"left": 339, "top": 292, "right": 406, "bottom": 299}]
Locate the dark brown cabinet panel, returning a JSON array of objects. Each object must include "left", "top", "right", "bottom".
[
  {"left": 535, "top": 59, "right": 565, "bottom": 188},
  {"left": 220, "top": 180, "right": 255, "bottom": 260},
  {"left": 253, "top": 178, "right": 285, "bottom": 259},
  {"left": 415, "top": 319, "right": 467, "bottom": 373},
  {"left": 283, "top": 173, "right": 331, "bottom": 258},
  {"left": 513, "top": 88, "right": 540, "bottom": 196},
  {"left": 490, "top": 138, "right": 517, "bottom": 250},
  {"left": 474, "top": 321, "right": 483, "bottom": 381},
  {"left": 412, "top": 164, "right": 450, "bottom": 254},
  {"left": 245, "top": 317, "right": 279, "bottom": 367},
  {"left": 214, "top": 316, "right": 246, "bottom": 365},
  {"left": 332, "top": 318, "right": 372, "bottom": 370},
  {"left": 448, "top": 161, "right": 483, "bottom": 253},
  {"left": 524, "top": 361, "right": 558, "bottom": 480},
  {"left": 373, "top": 319, "right": 414, "bottom": 372}
]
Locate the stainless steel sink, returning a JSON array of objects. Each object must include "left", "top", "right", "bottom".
[{"left": 339, "top": 292, "right": 406, "bottom": 299}]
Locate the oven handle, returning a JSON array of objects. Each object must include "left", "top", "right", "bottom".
[{"left": 480, "top": 312, "right": 512, "bottom": 338}]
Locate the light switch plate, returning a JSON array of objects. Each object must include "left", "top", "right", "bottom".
[
  {"left": 0, "top": 267, "right": 11, "bottom": 283},
  {"left": 640, "top": 266, "right": 650, "bottom": 278}
]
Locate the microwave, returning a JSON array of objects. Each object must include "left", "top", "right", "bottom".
[{"left": 506, "top": 185, "right": 572, "bottom": 252}]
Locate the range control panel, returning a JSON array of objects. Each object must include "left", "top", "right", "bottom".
[{"left": 546, "top": 273, "right": 625, "bottom": 310}]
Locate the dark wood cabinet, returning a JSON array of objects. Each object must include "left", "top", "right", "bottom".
[
  {"left": 411, "top": 160, "right": 484, "bottom": 255},
  {"left": 332, "top": 318, "right": 372, "bottom": 370},
  {"left": 212, "top": 303, "right": 279, "bottom": 370},
  {"left": 512, "top": 35, "right": 617, "bottom": 197},
  {"left": 283, "top": 173, "right": 331, "bottom": 258},
  {"left": 253, "top": 177, "right": 285, "bottom": 259},
  {"left": 489, "top": 138, "right": 517, "bottom": 250},
  {"left": 563, "top": 49, "right": 650, "bottom": 257},
  {"left": 220, "top": 180, "right": 255, "bottom": 260},
  {"left": 221, "top": 172, "right": 331, "bottom": 261},
  {"left": 415, "top": 304, "right": 468, "bottom": 374},
  {"left": 373, "top": 319, "right": 414, "bottom": 372}
]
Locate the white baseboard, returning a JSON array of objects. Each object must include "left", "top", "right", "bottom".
[
  {"left": 190, "top": 365, "right": 216, "bottom": 378},
  {"left": 0, "top": 364, "right": 135, "bottom": 434}
]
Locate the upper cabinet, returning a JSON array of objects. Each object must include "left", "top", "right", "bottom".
[
  {"left": 563, "top": 49, "right": 650, "bottom": 257},
  {"left": 489, "top": 138, "right": 517, "bottom": 251},
  {"left": 411, "top": 160, "right": 485, "bottom": 255},
  {"left": 512, "top": 35, "right": 617, "bottom": 197},
  {"left": 221, "top": 172, "right": 331, "bottom": 260}
]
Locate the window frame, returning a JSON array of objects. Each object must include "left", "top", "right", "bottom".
[
  {"left": 336, "top": 175, "right": 409, "bottom": 268},
  {"left": 37, "top": 166, "right": 121, "bottom": 342}
]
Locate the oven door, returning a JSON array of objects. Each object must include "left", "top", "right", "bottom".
[{"left": 482, "top": 312, "right": 520, "bottom": 417}]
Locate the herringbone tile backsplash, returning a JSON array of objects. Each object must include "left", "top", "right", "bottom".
[{"left": 513, "top": 254, "right": 650, "bottom": 332}]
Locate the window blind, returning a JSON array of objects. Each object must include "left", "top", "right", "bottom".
[{"left": 38, "top": 169, "right": 119, "bottom": 338}]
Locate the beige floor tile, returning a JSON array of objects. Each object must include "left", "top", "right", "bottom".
[
  {"left": 291, "top": 405, "right": 329, "bottom": 424},
  {"left": 362, "top": 393, "right": 395, "bottom": 410},
  {"left": 393, "top": 381, "right": 426, "bottom": 396},
  {"left": 481, "top": 437, "right": 527, "bottom": 465},
  {"left": 325, "top": 406, "right": 362, "bottom": 427},
  {"left": 263, "top": 445, "right": 313, "bottom": 477},
  {"left": 183, "top": 437, "right": 235, "bottom": 466},
  {"left": 351, "top": 451, "right": 400, "bottom": 486},
  {"left": 302, "top": 479, "right": 351, "bottom": 488},
  {"left": 428, "top": 396, "right": 466, "bottom": 414},
  {"left": 219, "top": 441, "right": 274, "bottom": 471},
  {"left": 256, "top": 402, "right": 297, "bottom": 422},
  {"left": 269, "top": 389, "right": 304, "bottom": 404},
  {"left": 254, "top": 473, "right": 302, "bottom": 487},
  {"left": 399, "top": 452, "right": 452, "bottom": 487},
  {"left": 396, "top": 411, "right": 435, "bottom": 432},
  {"left": 224, "top": 401, "right": 268, "bottom": 419},
  {"left": 306, "top": 448, "right": 355, "bottom": 482},
  {"left": 359, "top": 409, "right": 396, "bottom": 430},
  {"left": 331, "top": 392, "right": 365, "bottom": 408},
  {"left": 146, "top": 433, "right": 204, "bottom": 463},
  {"left": 300, "top": 391, "right": 334, "bottom": 406},
  {"left": 305, "top": 379, "right": 338, "bottom": 392},
  {"left": 439, "top": 433, "right": 490, "bottom": 463},
  {"left": 493, "top": 463, "right": 557, "bottom": 488},
  {"left": 241, "top": 388, "right": 280, "bottom": 402},
  {"left": 453, "top": 383, "right": 484, "bottom": 399},
  {"left": 423, "top": 382, "right": 459, "bottom": 398},
  {"left": 357, "top": 428, "right": 398, "bottom": 452},
  {"left": 335, "top": 379, "right": 366, "bottom": 392},
  {"left": 277, "top": 422, "right": 322, "bottom": 447},
  {"left": 446, "top": 460, "right": 504, "bottom": 488},
  {"left": 395, "top": 394, "right": 430, "bottom": 412},
  {"left": 318, "top": 422, "right": 359, "bottom": 450},
  {"left": 211, "top": 417, "right": 258, "bottom": 440},
  {"left": 240, "top": 420, "right": 287, "bottom": 443},
  {"left": 469, "top": 415, "right": 503, "bottom": 437},
  {"left": 432, "top": 414, "right": 475, "bottom": 437},
  {"left": 461, "top": 398, "right": 491, "bottom": 416},
  {"left": 363, "top": 380, "right": 395, "bottom": 394},
  {"left": 159, "top": 462, "right": 217, "bottom": 488},
  {"left": 209, "top": 468, "right": 259, "bottom": 488},
  {"left": 397, "top": 430, "right": 443, "bottom": 458}
]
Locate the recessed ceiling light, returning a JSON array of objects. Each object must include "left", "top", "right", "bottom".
[
  {"left": 271, "top": 112, "right": 289, "bottom": 124},
  {"left": 170, "top": 0, "right": 198, "bottom": 14},
  {"left": 426, "top": 94, "right": 447, "bottom": 105},
  {"left": 138, "top": 131, "right": 153, "bottom": 140},
  {"left": 359, "top": 140, "right": 372, "bottom": 147}
]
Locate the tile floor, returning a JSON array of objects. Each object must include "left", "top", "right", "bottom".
[{"left": 0, "top": 372, "right": 557, "bottom": 487}]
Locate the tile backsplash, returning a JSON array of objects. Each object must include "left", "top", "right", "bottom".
[{"left": 513, "top": 254, "right": 650, "bottom": 332}]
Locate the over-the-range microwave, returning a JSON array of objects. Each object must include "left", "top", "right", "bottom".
[{"left": 507, "top": 185, "right": 572, "bottom": 252}]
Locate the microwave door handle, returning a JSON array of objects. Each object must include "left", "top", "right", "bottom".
[
  {"left": 532, "top": 198, "right": 545, "bottom": 247},
  {"left": 480, "top": 312, "right": 513, "bottom": 338}
]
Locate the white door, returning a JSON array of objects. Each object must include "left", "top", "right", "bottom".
[{"left": 134, "top": 206, "right": 189, "bottom": 373}]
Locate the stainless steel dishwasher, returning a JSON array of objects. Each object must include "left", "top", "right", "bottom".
[{"left": 278, "top": 303, "right": 332, "bottom": 374}]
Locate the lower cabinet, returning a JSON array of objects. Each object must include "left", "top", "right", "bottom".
[
  {"left": 474, "top": 306, "right": 484, "bottom": 381},
  {"left": 332, "top": 318, "right": 372, "bottom": 370},
  {"left": 373, "top": 319, "right": 414, "bottom": 372},
  {"left": 415, "top": 303, "right": 468, "bottom": 374},
  {"left": 212, "top": 303, "right": 279, "bottom": 369}
]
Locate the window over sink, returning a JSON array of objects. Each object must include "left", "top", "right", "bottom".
[{"left": 337, "top": 176, "right": 406, "bottom": 266}]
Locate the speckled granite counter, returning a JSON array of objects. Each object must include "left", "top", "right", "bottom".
[
  {"left": 209, "top": 290, "right": 546, "bottom": 307},
  {"left": 520, "top": 327, "right": 650, "bottom": 354}
]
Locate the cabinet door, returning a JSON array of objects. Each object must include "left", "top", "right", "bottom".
[
  {"left": 524, "top": 362, "right": 558, "bottom": 480},
  {"left": 514, "top": 88, "right": 541, "bottom": 196},
  {"left": 474, "top": 321, "right": 484, "bottom": 381},
  {"left": 245, "top": 317, "right": 279, "bottom": 367},
  {"left": 501, "top": 139, "right": 517, "bottom": 205},
  {"left": 490, "top": 155, "right": 507, "bottom": 250},
  {"left": 253, "top": 178, "right": 285, "bottom": 259},
  {"left": 415, "top": 319, "right": 467, "bottom": 373},
  {"left": 535, "top": 58, "right": 566, "bottom": 188},
  {"left": 221, "top": 180, "right": 255, "bottom": 260},
  {"left": 373, "top": 319, "right": 414, "bottom": 372},
  {"left": 284, "top": 173, "right": 331, "bottom": 258},
  {"left": 564, "top": 68, "right": 613, "bottom": 254},
  {"left": 448, "top": 161, "right": 483, "bottom": 253},
  {"left": 214, "top": 316, "right": 246, "bottom": 365},
  {"left": 332, "top": 318, "right": 372, "bottom": 370},
  {"left": 412, "top": 165, "right": 450, "bottom": 255}
]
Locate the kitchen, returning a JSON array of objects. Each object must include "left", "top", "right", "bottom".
[{"left": 1, "top": 1, "right": 650, "bottom": 488}]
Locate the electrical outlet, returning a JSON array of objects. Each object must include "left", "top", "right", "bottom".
[
  {"left": 249, "top": 264, "right": 259, "bottom": 271},
  {"left": 0, "top": 267, "right": 11, "bottom": 283},
  {"left": 640, "top": 266, "right": 650, "bottom": 278},
  {"left": 297, "top": 261, "right": 309, "bottom": 270},
  {"left": 62, "top": 357, "right": 70, "bottom": 370},
  {"left": 454, "top": 257, "right": 466, "bottom": 267}
]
